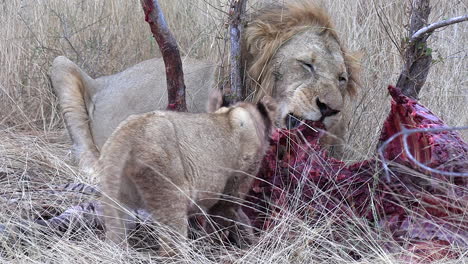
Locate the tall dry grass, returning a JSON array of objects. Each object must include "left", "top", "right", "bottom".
[
  {"left": 0, "top": 0, "right": 467, "bottom": 263},
  {"left": 0, "top": 0, "right": 229, "bottom": 130}
]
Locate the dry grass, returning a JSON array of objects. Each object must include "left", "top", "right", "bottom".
[
  {"left": 0, "top": 0, "right": 467, "bottom": 263},
  {"left": 0, "top": 130, "right": 466, "bottom": 263}
]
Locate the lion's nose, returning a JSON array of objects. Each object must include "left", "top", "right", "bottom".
[{"left": 316, "top": 98, "right": 340, "bottom": 118}]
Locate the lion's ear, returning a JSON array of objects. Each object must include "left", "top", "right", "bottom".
[
  {"left": 259, "top": 96, "right": 277, "bottom": 115},
  {"left": 344, "top": 51, "right": 362, "bottom": 97}
]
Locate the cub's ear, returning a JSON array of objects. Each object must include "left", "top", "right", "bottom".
[
  {"left": 206, "top": 89, "right": 231, "bottom": 113},
  {"left": 258, "top": 96, "right": 277, "bottom": 116},
  {"left": 256, "top": 96, "right": 278, "bottom": 124},
  {"left": 206, "top": 89, "right": 224, "bottom": 113}
]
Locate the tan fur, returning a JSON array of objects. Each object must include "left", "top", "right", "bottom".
[
  {"left": 50, "top": 57, "right": 99, "bottom": 171},
  {"left": 51, "top": 1, "right": 360, "bottom": 171},
  {"left": 99, "top": 99, "right": 276, "bottom": 254}
]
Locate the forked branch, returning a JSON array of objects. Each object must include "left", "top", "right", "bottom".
[{"left": 140, "top": 0, "right": 187, "bottom": 111}]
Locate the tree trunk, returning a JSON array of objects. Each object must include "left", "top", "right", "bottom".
[
  {"left": 396, "top": 0, "right": 432, "bottom": 99},
  {"left": 224, "top": 0, "right": 247, "bottom": 104}
]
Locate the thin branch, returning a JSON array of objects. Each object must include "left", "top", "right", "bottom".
[
  {"left": 200, "top": 0, "right": 229, "bottom": 15},
  {"left": 140, "top": 0, "right": 187, "bottom": 111},
  {"left": 372, "top": 0, "right": 402, "bottom": 55},
  {"left": 410, "top": 14, "right": 468, "bottom": 42}
]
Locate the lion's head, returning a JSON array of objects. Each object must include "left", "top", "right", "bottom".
[{"left": 242, "top": 1, "right": 360, "bottom": 133}]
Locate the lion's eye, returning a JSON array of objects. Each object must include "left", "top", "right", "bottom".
[{"left": 299, "top": 61, "right": 314, "bottom": 73}]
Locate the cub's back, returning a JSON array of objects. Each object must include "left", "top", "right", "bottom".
[{"left": 101, "top": 109, "right": 261, "bottom": 169}]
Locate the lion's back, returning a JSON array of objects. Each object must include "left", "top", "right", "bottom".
[{"left": 90, "top": 58, "right": 217, "bottom": 148}]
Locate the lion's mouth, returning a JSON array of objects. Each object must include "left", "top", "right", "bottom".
[{"left": 285, "top": 113, "right": 325, "bottom": 130}]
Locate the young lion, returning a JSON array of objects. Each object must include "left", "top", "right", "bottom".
[{"left": 99, "top": 97, "right": 276, "bottom": 254}]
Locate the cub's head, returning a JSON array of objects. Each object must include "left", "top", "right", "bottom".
[
  {"left": 243, "top": 1, "right": 360, "bottom": 131},
  {"left": 208, "top": 91, "right": 277, "bottom": 141}
]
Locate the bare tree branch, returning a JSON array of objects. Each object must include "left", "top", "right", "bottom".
[
  {"left": 224, "top": 0, "right": 247, "bottom": 104},
  {"left": 410, "top": 14, "right": 468, "bottom": 42},
  {"left": 140, "top": 0, "right": 187, "bottom": 111}
]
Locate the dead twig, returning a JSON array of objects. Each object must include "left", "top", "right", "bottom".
[
  {"left": 373, "top": 0, "right": 402, "bottom": 54},
  {"left": 140, "top": 0, "right": 187, "bottom": 111}
]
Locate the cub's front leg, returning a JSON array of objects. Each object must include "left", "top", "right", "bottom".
[
  {"left": 133, "top": 168, "right": 190, "bottom": 257},
  {"left": 207, "top": 204, "right": 255, "bottom": 248},
  {"left": 206, "top": 173, "right": 255, "bottom": 248}
]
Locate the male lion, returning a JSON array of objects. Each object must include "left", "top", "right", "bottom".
[
  {"left": 99, "top": 97, "right": 276, "bottom": 254},
  {"left": 50, "top": 1, "right": 359, "bottom": 170}
]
